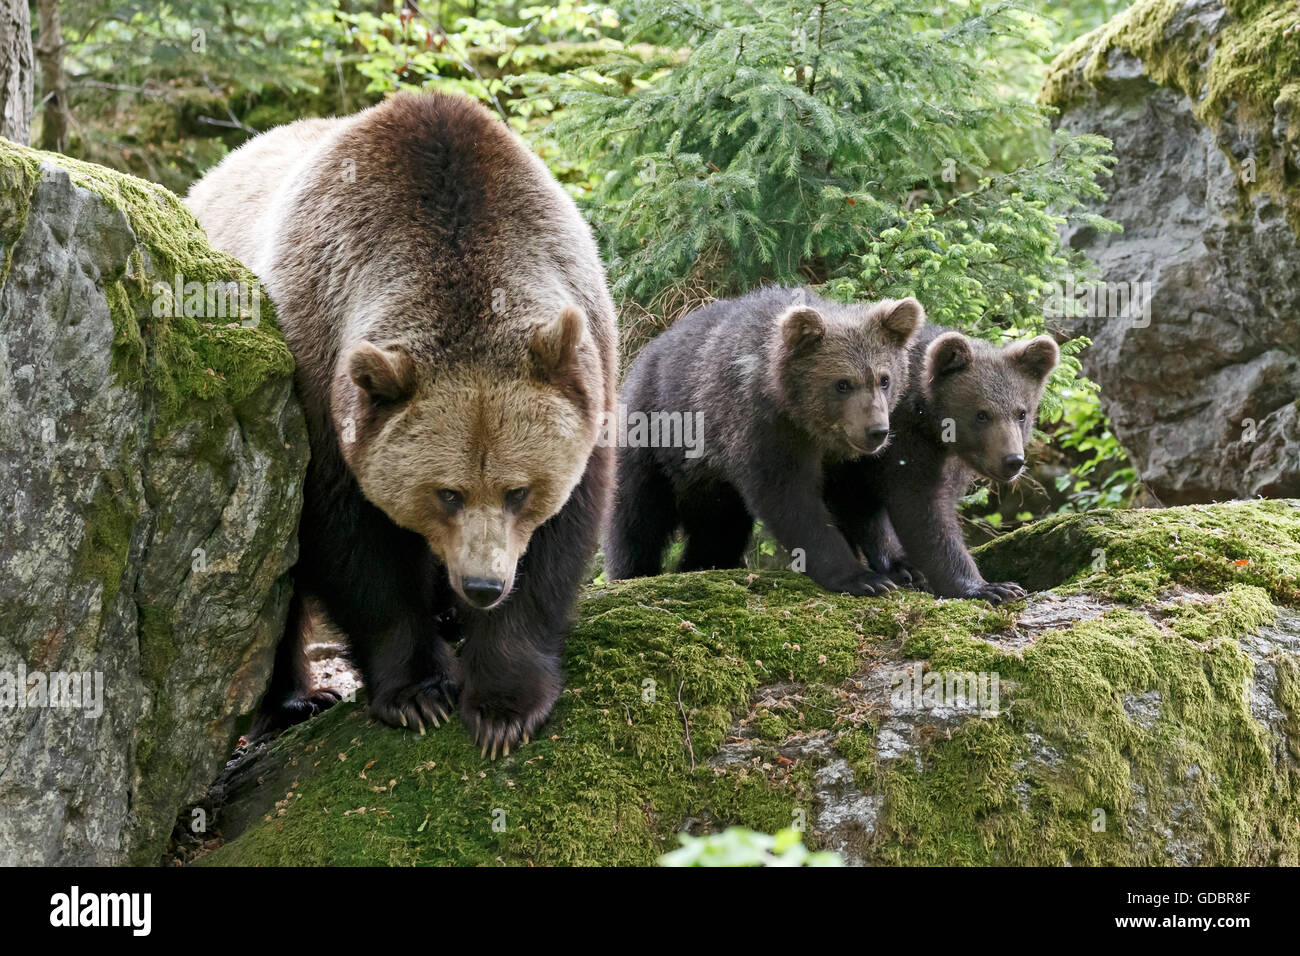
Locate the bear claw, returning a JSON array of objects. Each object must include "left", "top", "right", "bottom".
[
  {"left": 371, "top": 675, "right": 461, "bottom": 735},
  {"left": 887, "top": 561, "right": 929, "bottom": 591},
  {"left": 466, "top": 706, "right": 551, "bottom": 760},
  {"left": 252, "top": 687, "right": 342, "bottom": 740},
  {"left": 967, "top": 581, "right": 1027, "bottom": 604},
  {"left": 840, "top": 570, "right": 898, "bottom": 597}
]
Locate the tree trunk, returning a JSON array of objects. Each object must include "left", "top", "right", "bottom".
[
  {"left": 35, "top": 0, "right": 66, "bottom": 153},
  {"left": 0, "top": 0, "right": 33, "bottom": 143}
]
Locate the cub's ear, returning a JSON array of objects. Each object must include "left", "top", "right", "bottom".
[
  {"left": 779, "top": 306, "right": 825, "bottom": 352},
  {"left": 871, "top": 297, "right": 925, "bottom": 344},
  {"left": 1006, "top": 334, "right": 1060, "bottom": 383},
  {"left": 925, "top": 331, "right": 973, "bottom": 380},
  {"left": 346, "top": 341, "right": 415, "bottom": 403},
  {"left": 531, "top": 304, "right": 588, "bottom": 381}
]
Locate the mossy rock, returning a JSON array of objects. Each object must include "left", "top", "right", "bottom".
[
  {"left": 0, "top": 141, "right": 307, "bottom": 864},
  {"left": 199, "top": 500, "right": 1300, "bottom": 866},
  {"left": 1042, "top": 0, "right": 1300, "bottom": 232},
  {"left": 1037, "top": 0, "right": 1300, "bottom": 504}
]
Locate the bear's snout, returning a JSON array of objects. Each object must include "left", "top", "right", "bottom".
[
  {"left": 864, "top": 425, "right": 890, "bottom": 452},
  {"left": 462, "top": 576, "right": 506, "bottom": 609},
  {"left": 1001, "top": 453, "right": 1026, "bottom": 479}
]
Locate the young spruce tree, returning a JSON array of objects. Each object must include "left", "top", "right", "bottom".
[{"left": 542, "top": 0, "right": 1117, "bottom": 405}]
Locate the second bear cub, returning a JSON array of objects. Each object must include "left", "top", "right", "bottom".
[
  {"left": 824, "top": 326, "right": 1059, "bottom": 603},
  {"left": 605, "top": 287, "right": 923, "bottom": 595}
]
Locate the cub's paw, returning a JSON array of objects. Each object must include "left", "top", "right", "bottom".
[
  {"left": 966, "top": 581, "right": 1027, "bottom": 605},
  {"left": 461, "top": 682, "right": 559, "bottom": 761},
  {"left": 370, "top": 673, "right": 461, "bottom": 735},
  {"left": 250, "top": 687, "right": 341, "bottom": 741}
]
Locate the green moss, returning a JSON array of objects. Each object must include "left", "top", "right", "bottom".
[
  {"left": 0, "top": 139, "right": 295, "bottom": 423},
  {"left": 836, "top": 725, "right": 880, "bottom": 782},
  {"left": 72, "top": 482, "right": 135, "bottom": 613},
  {"left": 1040, "top": 0, "right": 1189, "bottom": 111},
  {"left": 1165, "top": 584, "right": 1277, "bottom": 642},
  {"left": 203, "top": 502, "right": 1300, "bottom": 866},
  {"left": 1041, "top": 0, "right": 1300, "bottom": 234},
  {"left": 202, "top": 569, "right": 906, "bottom": 865},
  {"left": 976, "top": 500, "right": 1300, "bottom": 604},
  {"left": 868, "top": 600, "right": 1285, "bottom": 865},
  {"left": 0, "top": 144, "right": 39, "bottom": 285}
]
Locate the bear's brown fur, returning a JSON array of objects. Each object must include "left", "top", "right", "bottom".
[
  {"left": 824, "top": 325, "right": 1059, "bottom": 602},
  {"left": 604, "top": 287, "right": 923, "bottom": 595},
  {"left": 186, "top": 93, "right": 617, "bottom": 756}
]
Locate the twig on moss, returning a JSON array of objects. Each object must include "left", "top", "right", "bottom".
[{"left": 678, "top": 680, "right": 695, "bottom": 773}]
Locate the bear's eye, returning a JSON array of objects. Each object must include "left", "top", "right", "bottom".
[
  {"left": 879, "top": 374, "right": 890, "bottom": 390},
  {"left": 437, "top": 489, "right": 463, "bottom": 512},
  {"left": 835, "top": 379, "right": 854, "bottom": 394},
  {"left": 505, "top": 487, "right": 530, "bottom": 510},
  {"left": 976, "top": 411, "right": 990, "bottom": 424},
  {"left": 1017, "top": 410, "right": 1028, "bottom": 423}
]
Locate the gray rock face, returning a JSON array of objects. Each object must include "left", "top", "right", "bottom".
[
  {"left": 0, "top": 145, "right": 307, "bottom": 864},
  {"left": 1048, "top": 0, "right": 1300, "bottom": 503}
]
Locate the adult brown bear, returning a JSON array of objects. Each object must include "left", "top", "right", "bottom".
[{"left": 187, "top": 93, "right": 617, "bottom": 757}]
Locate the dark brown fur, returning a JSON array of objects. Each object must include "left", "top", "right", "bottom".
[
  {"left": 824, "top": 325, "right": 1059, "bottom": 602},
  {"left": 605, "top": 287, "right": 923, "bottom": 594}
]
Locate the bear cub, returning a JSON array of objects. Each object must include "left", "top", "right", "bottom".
[
  {"left": 824, "top": 325, "right": 1059, "bottom": 603},
  {"left": 605, "top": 287, "right": 923, "bottom": 595}
]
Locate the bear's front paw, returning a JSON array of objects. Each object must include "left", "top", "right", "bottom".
[
  {"left": 965, "top": 581, "right": 1027, "bottom": 604},
  {"left": 461, "top": 680, "right": 560, "bottom": 760},
  {"left": 370, "top": 673, "right": 461, "bottom": 735},
  {"left": 886, "top": 560, "right": 929, "bottom": 591},
  {"left": 830, "top": 568, "right": 898, "bottom": 597}
]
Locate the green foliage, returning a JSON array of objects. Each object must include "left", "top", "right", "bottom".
[
  {"left": 538, "top": 0, "right": 1116, "bottom": 347},
  {"left": 1047, "top": 379, "right": 1141, "bottom": 511},
  {"left": 329, "top": 3, "right": 623, "bottom": 106},
  {"left": 47, "top": 0, "right": 336, "bottom": 187},
  {"left": 43, "top": 0, "right": 1140, "bottom": 518},
  {"left": 659, "top": 826, "right": 844, "bottom": 866}
]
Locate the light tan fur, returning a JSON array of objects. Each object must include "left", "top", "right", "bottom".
[{"left": 186, "top": 94, "right": 616, "bottom": 608}]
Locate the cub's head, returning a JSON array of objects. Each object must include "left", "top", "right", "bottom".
[
  {"left": 773, "top": 296, "right": 925, "bottom": 458},
  {"left": 333, "top": 306, "right": 601, "bottom": 610},
  {"left": 923, "top": 331, "right": 1060, "bottom": 482}
]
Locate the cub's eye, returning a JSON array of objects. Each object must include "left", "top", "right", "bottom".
[
  {"left": 1017, "top": 410, "right": 1028, "bottom": 423},
  {"left": 437, "top": 489, "right": 463, "bottom": 511},
  {"left": 879, "top": 374, "right": 890, "bottom": 390},
  {"left": 505, "top": 487, "right": 530, "bottom": 510},
  {"left": 835, "top": 379, "right": 854, "bottom": 394},
  {"left": 976, "top": 411, "right": 990, "bottom": 424}
]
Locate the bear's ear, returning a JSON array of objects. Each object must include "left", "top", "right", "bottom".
[
  {"left": 1006, "top": 335, "right": 1060, "bottom": 383},
  {"left": 531, "top": 304, "right": 588, "bottom": 381},
  {"left": 779, "top": 306, "right": 825, "bottom": 352},
  {"left": 873, "top": 297, "right": 925, "bottom": 344},
  {"left": 347, "top": 341, "right": 416, "bottom": 403},
  {"left": 925, "top": 331, "right": 973, "bottom": 380}
]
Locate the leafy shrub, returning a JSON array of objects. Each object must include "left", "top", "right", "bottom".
[{"left": 659, "top": 826, "right": 844, "bottom": 866}]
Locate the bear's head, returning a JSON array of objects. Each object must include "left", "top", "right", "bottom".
[
  {"left": 922, "top": 331, "right": 1060, "bottom": 481},
  {"left": 772, "top": 296, "right": 925, "bottom": 458},
  {"left": 333, "top": 306, "right": 601, "bottom": 611}
]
